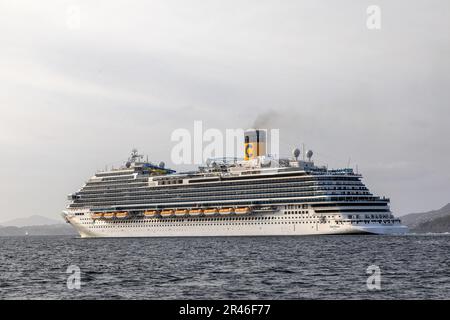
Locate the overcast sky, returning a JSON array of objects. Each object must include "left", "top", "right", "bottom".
[{"left": 0, "top": 0, "right": 449, "bottom": 222}]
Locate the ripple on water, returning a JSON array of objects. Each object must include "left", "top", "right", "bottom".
[{"left": 0, "top": 235, "right": 448, "bottom": 299}]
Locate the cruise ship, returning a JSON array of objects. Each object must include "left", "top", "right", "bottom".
[{"left": 63, "top": 130, "right": 408, "bottom": 238}]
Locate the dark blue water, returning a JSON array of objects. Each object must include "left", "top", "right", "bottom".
[{"left": 0, "top": 235, "right": 448, "bottom": 299}]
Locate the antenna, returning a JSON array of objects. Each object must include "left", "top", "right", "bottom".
[
  {"left": 302, "top": 143, "right": 305, "bottom": 160},
  {"left": 347, "top": 157, "right": 351, "bottom": 168}
]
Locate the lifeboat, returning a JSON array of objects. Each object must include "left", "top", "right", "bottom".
[
  {"left": 160, "top": 209, "right": 174, "bottom": 217},
  {"left": 175, "top": 209, "right": 188, "bottom": 217},
  {"left": 189, "top": 209, "right": 203, "bottom": 216},
  {"left": 204, "top": 208, "right": 218, "bottom": 216},
  {"left": 144, "top": 210, "right": 158, "bottom": 217},
  {"left": 103, "top": 212, "right": 115, "bottom": 219},
  {"left": 219, "top": 208, "right": 234, "bottom": 215},
  {"left": 92, "top": 213, "right": 103, "bottom": 219},
  {"left": 115, "top": 212, "right": 128, "bottom": 219},
  {"left": 235, "top": 207, "right": 251, "bottom": 215}
]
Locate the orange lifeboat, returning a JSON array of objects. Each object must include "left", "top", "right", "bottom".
[
  {"left": 103, "top": 212, "right": 115, "bottom": 219},
  {"left": 116, "top": 212, "right": 128, "bottom": 219},
  {"left": 175, "top": 209, "right": 188, "bottom": 217},
  {"left": 92, "top": 213, "right": 103, "bottom": 219},
  {"left": 235, "top": 207, "right": 251, "bottom": 215},
  {"left": 160, "top": 209, "right": 174, "bottom": 217},
  {"left": 204, "top": 208, "right": 218, "bottom": 216},
  {"left": 219, "top": 208, "right": 234, "bottom": 215},
  {"left": 144, "top": 210, "right": 158, "bottom": 217},
  {"left": 189, "top": 209, "right": 203, "bottom": 216}
]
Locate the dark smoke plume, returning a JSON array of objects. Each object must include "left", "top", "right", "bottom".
[{"left": 252, "top": 110, "right": 280, "bottom": 129}]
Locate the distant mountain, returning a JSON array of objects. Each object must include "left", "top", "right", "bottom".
[
  {"left": 0, "top": 224, "right": 77, "bottom": 237},
  {"left": 411, "top": 215, "right": 450, "bottom": 234},
  {"left": 0, "top": 215, "right": 64, "bottom": 227},
  {"left": 401, "top": 203, "right": 450, "bottom": 233},
  {"left": 0, "top": 214, "right": 77, "bottom": 237}
]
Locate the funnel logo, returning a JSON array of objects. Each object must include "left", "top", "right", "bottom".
[
  {"left": 244, "top": 129, "right": 267, "bottom": 160},
  {"left": 245, "top": 143, "right": 254, "bottom": 159}
]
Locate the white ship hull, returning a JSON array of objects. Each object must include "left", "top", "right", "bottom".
[{"left": 64, "top": 211, "right": 408, "bottom": 238}]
